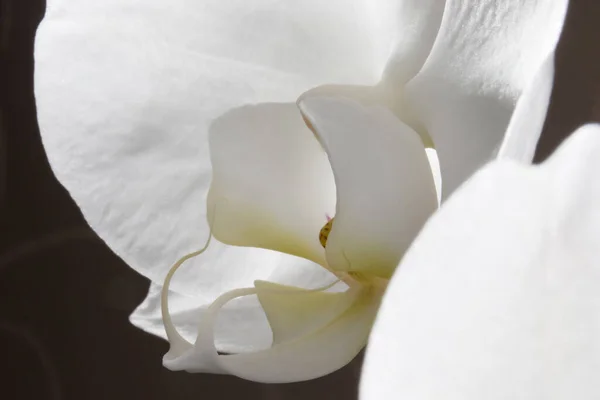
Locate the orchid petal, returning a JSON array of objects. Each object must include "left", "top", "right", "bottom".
[
  {"left": 404, "top": 0, "right": 568, "bottom": 196},
  {"left": 166, "top": 285, "right": 380, "bottom": 383},
  {"left": 34, "top": 0, "right": 386, "bottom": 293},
  {"left": 361, "top": 124, "right": 600, "bottom": 399},
  {"left": 499, "top": 53, "right": 556, "bottom": 162},
  {"left": 207, "top": 103, "right": 335, "bottom": 266},
  {"left": 298, "top": 96, "right": 438, "bottom": 279}
]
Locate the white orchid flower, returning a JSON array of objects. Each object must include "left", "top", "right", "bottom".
[
  {"left": 35, "top": 0, "right": 567, "bottom": 382},
  {"left": 360, "top": 123, "right": 600, "bottom": 399},
  {"left": 154, "top": 95, "right": 439, "bottom": 381}
]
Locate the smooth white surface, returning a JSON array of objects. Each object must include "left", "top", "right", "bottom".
[{"left": 361, "top": 124, "right": 600, "bottom": 399}]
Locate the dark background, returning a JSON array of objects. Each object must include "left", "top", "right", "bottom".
[{"left": 0, "top": 0, "right": 598, "bottom": 399}]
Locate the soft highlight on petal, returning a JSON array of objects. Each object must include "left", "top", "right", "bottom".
[{"left": 361, "top": 124, "right": 600, "bottom": 399}]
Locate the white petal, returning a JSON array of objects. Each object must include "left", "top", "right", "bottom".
[
  {"left": 361, "top": 124, "right": 600, "bottom": 399},
  {"left": 498, "top": 52, "right": 555, "bottom": 162},
  {"left": 298, "top": 97, "right": 438, "bottom": 278},
  {"left": 207, "top": 103, "right": 335, "bottom": 266},
  {"left": 404, "top": 0, "right": 568, "bottom": 196},
  {"left": 166, "top": 285, "right": 380, "bottom": 383},
  {"left": 34, "top": 0, "right": 385, "bottom": 292}
]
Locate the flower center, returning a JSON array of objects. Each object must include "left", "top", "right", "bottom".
[{"left": 319, "top": 217, "right": 334, "bottom": 248}]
